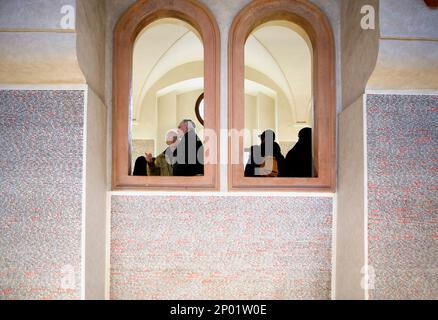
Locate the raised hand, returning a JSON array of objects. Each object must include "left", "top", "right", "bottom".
[{"left": 145, "top": 153, "right": 154, "bottom": 163}]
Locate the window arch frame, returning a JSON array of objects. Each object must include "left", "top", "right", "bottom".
[
  {"left": 228, "top": 0, "right": 336, "bottom": 192},
  {"left": 112, "top": 0, "right": 220, "bottom": 190}
]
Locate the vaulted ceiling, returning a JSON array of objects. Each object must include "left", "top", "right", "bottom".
[
  {"left": 132, "top": 19, "right": 312, "bottom": 124},
  {"left": 246, "top": 21, "right": 313, "bottom": 123}
]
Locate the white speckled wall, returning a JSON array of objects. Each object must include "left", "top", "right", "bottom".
[
  {"left": 0, "top": 90, "right": 85, "bottom": 300},
  {"left": 110, "top": 195, "right": 334, "bottom": 300},
  {"left": 367, "top": 94, "right": 438, "bottom": 300}
]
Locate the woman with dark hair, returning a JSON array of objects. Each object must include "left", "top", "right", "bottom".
[
  {"left": 133, "top": 156, "right": 148, "bottom": 176},
  {"left": 284, "top": 127, "right": 313, "bottom": 177}
]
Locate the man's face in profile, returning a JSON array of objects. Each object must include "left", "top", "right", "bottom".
[
  {"left": 166, "top": 132, "right": 178, "bottom": 146},
  {"left": 178, "top": 122, "right": 188, "bottom": 134}
]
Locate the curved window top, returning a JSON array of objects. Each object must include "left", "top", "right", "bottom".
[
  {"left": 112, "top": 0, "right": 220, "bottom": 190},
  {"left": 131, "top": 18, "right": 205, "bottom": 165},
  {"left": 243, "top": 20, "right": 314, "bottom": 179},
  {"left": 229, "top": 0, "right": 336, "bottom": 191}
]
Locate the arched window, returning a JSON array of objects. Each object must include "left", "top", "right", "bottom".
[
  {"left": 112, "top": 0, "right": 220, "bottom": 190},
  {"left": 228, "top": 0, "right": 336, "bottom": 191}
]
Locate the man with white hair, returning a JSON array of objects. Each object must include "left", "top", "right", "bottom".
[{"left": 173, "top": 119, "right": 204, "bottom": 176}]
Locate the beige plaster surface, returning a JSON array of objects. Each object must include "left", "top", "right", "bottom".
[
  {"left": 336, "top": 0, "right": 379, "bottom": 299},
  {"left": 0, "top": 0, "right": 75, "bottom": 30},
  {"left": 76, "top": 0, "right": 107, "bottom": 101},
  {"left": 0, "top": 31, "right": 84, "bottom": 84},
  {"left": 341, "top": 0, "right": 379, "bottom": 109},
  {"left": 380, "top": 0, "right": 438, "bottom": 40},
  {"left": 84, "top": 87, "right": 108, "bottom": 300},
  {"left": 367, "top": 0, "right": 438, "bottom": 90},
  {"left": 336, "top": 96, "right": 366, "bottom": 300},
  {"left": 368, "top": 39, "right": 438, "bottom": 90}
]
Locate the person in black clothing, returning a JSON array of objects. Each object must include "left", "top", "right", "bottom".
[
  {"left": 244, "top": 144, "right": 262, "bottom": 177},
  {"left": 284, "top": 127, "right": 313, "bottom": 177},
  {"left": 244, "top": 130, "right": 285, "bottom": 177},
  {"left": 132, "top": 156, "right": 147, "bottom": 176},
  {"left": 173, "top": 119, "right": 204, "bottom": 176}
]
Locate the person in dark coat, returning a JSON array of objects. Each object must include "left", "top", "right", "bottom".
[
  {"left": 132, "top": 156, "right": 147, "bottom": 176},
  {"left": 244, "top": 130, "right": 285, "bottom": 177},
  {"left": 173, "top": 119, "right": 204, "bottom": 176},
  {"left": 284, "top": 127, "right": 313, "bottom": 177},
  {"left": 245, "top": 144, "right": 261, "bottom": 177}
]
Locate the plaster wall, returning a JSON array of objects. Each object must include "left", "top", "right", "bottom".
[
  {"left": 366, "top": 94, "right": 438, "bottom": 300},
  {"left": 84, "top": 88, "right": 108, "bottom": 300},
  {"left": 335, "top": 0, "right": 380, "bottom": 300},
  {"left": 0, "top": 0, "right": 84, "bottom": 84},
  {"left": 340, "top": 0, "right": 379, "bottom": 110},
  {"left": 111, "top": 194, "right": 334, "bottom": 300},
  {"left": 338, "top": 0, "right": 438, "bottom": 300},
  {"left": 76, "top": 0, "right": 106, "bottom": 101},
  {"left": 105, "top": 0, "right": 341, "bottom": 300},
  {"left": 368, "top": 0, "right": 438, "bottom": 90},
  {"left": 0, "top": 89, "right": 85, "bottom": 300},
  {"left": 379, "top": 0, "right": 438, "bottom": 39},
  {"left": 336, "top": 96, "right": 366, "bottom": 299},
  {"left": 104, "top": 0, "right": 342, "bottom": 192},
  {"left": 133, "top": 62, "right": 203, "bottom": 142},
  {"left": 0, "top": 0, "right": 109, "bottom": 300},
  {"left": 365, "top": 3, "right": 438, "bottom": 299}
]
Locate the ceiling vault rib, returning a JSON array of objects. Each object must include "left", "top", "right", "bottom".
[
  {"left": 135, "top": 30, "right": 192, "bottom": 120},
  {"left": 251, "top": 34, "right": 298, "bottom": 123}
]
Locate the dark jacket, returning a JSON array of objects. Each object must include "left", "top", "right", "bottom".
[
  {"left": 244, "top": 142, "right": 285, "bottom": 177},
  {"left": 133, "top": 156, "right": 147, "bottom": 176},
  {"left": 284, "top": 128, "right": 313, "bottom": 177},
  {"left": 173, "top": 131, "right": 204, "bottom": 176}
]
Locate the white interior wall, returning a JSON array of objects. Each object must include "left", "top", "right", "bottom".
[
  {"left": 176, "top": 89, "right": 204, "bottom": 137},
  {"left": 245, "top": 67, "right": 295, "bottom": 143},
  {"left": 248, "top": 22, "right": 312, "bottom": 123},
  {"left": 132, "top": 61, "right": 204, "bottom": 141},
  {"left": 244, "top": 94, "right": 257, "bottom": 149},
  {"left": 132, "top": 19, "right": 203, "bottom": 121},
  {"left": 257, "top": 93, "right": 276, "bottom": 134},
  {"left": 157, "top": 93, "right": 177, "bottom": 154},
  {"left": 136, "top": 88, "right": 205, "bottom": 155}
]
